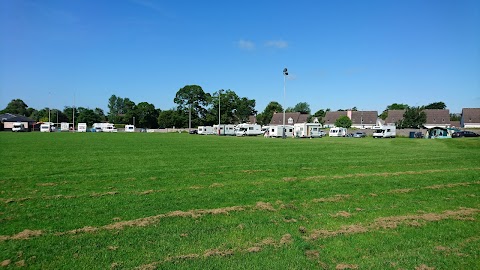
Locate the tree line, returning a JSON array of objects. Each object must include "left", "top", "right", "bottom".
[{"left": 1, "top": 85, "right": 453, "bottom": 129}]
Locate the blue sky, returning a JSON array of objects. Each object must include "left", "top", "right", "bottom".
[{"left": 1, "top": 0, "right": 479, "bottom": 114}]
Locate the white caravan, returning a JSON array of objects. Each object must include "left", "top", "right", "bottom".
[
  {"left": 12, "top": 122, "right": 26, "bottom": 132},
  {"left": 373, "top": 125, "right": 396, "bottom": 138},
  {"left": 40, "top": 122, "right": 54, "bottom": 132},
  {"left": 198, "top": 126, "right": 214, "bottom": 135},
  {"left": 329, "top": 127, "right": 348, "bottom": 137},
  {"left": 294, "top": 123, "right": 324, "bottom": 138},
  {"left": 77, "top": 123, "right": 87, "bottom": 132},
  {"left": 125, "top": 125, "right": 135, "bottom": 132},
  {"left": 93, "top": 123, "right": 117, "bottom": 132},
  {"left": 213, "top": 124, "right": 236, "bottom": 135},
  {"left": 268, "top": 125, "right": 294, "bottom": 138},
  {"left": 235, "top": 123, "right": 263, "bottom": 136}
]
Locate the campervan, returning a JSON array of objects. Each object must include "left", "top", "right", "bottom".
[
  {"left": 40, "top": 122, "right": 54, "bottom": 132},
  {"left": 329, "top": 127, "right": 348, "bottom": 137},
  {"left": 125, "top": 125, "right": 135, "bottom": 132},
  {"left": 235, "top": 123, "right": 263, "bottom": 136},
  {"left": 213, "top": 124, "right": 236, "bottom": 135},
  {"left": 373, "top": 125, "right": 396, "bottom": 138},
  {"left": 294, "top": 123, "right": 324, "bottom": 138},
  {"left": 268, "top": 125, "right": 294, "bottom": 138},
  {"left": 198, "top": 126, "right": 214, "bottom": 135},
  {"left": 77, "top": 123, "right": 87, "bottom": 132},
  {"left": 12, "top": 122, "right": 26, "bottom": 132},
  {"left": 92, "top": 123, "right": 117, "bottom": 132}
]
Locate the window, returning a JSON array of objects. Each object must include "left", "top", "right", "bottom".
[
  {"left": 288, "top": 117, "right": 294, "bottom": 124},
  {"left": 249, "top": 127, "right": 253, "bottom": 130}
]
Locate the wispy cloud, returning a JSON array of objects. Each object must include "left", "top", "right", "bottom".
[
  {"left": 236, "top": 39, "right": 255, "bottom": 50},
  {"left": 265, "top": 40, "right": 288, "bottom": 49}
]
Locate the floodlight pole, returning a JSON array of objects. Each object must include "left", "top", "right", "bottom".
[
  {"left": 282, "top": 68, "right": 288, "bottom": 139},
  {"left": 218, "top": 90, "right": 223, "bottom": 135}
]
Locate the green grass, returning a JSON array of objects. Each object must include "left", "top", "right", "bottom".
[{"left": 1, "top": 133, "right": 479, "bottom": 269}]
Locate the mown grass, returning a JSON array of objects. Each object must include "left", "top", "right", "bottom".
[{"left": 1, "top": 132, "right": 479, "bottom": 269}]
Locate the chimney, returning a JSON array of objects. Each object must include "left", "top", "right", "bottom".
[{"left": 347, "top": 110, "right": 352, "bottom": 119}]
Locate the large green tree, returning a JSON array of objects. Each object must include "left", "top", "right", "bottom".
[
  {"left": 398, "top": 106, "right": 426, "bottom": 128},
  {"left": 158, "top": 109, "right": 186, "bottom": 128},
  {"left": 424, "top": 101, "right": 446, "bottom": 110},
  {"left": 335, "top": 115, "right": 352, "bottom": 128},
  {"left": 1, "top": 99, "right": 29, "bottom": 115},
  {"left": 174, "top": 85, "right": 210, "bottom": 129},
  {"left": 77, "top": 108, "right": 102, "bottom": 126},
  {"left": 136, "top": 102, "right": 159, "bottom": 128},
  {"left": 257, "top": 101, "right": 283, "bottom": 125}
]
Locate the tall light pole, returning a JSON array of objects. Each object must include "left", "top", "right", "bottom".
[
  {"left": 218, "top": 89, "right": 224, "bottom": 135},
  {"left": 48, "top": 91, "right": 51, "bottom": 132},
  {"left": 283, "top": 68, "right": 288, "bottom": 139}
]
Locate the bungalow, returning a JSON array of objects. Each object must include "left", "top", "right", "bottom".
[
  {"left": 384, "top": 110, "right": 406, "bottom": 125},
  {"left": 270, "top": 112, "right": 310, "bottom": 126},
  {"left": 461, "top": 108, "right": 480, "bottom": 128},
  {"left": 324, "top": 110, "right": 378, "bottom": 129},
  {"left": 423, "top": 109, "right": 450, "bottom": 129},
  {"left": 0, "top": 113, "right": 36, "bottom": 131}
]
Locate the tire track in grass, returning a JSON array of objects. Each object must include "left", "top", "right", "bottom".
[{"left": 134, "top": 207, "right": 479, "bottom": 269}]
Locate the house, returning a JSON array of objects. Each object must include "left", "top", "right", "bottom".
[
  {"left": 323, "top": 110, "right": 378, "bottom": 129},
  {"left": 384, "top": 110, "right": 406, "bottom": 125},
  {"left": 248, "top": 115, "right": 257, "bottom": 124},
  {"left": 350, "top": 111, "right": 378, "bottom": 129},
  {"left": 270, "top": 112, "right": 310, "bottom": 126},
  {"left": 0, "top": 113, "right": 36, "bottom": 132},
  {"left": 323, "top": 111, "right": 347, "bottom": 128},
  {"left": 461, "top": 108, "right": 480, "bottom": 128},
  {"left": 423, "top": 109, "right": 450, "bottom": 129}
]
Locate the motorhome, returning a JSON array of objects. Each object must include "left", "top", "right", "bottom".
[
  {"left": 235, "top": 123, "right": 263, "bottom": 136},
  {"left": 373, "top": 125, "right": 396, "bottom": 138},
  {"left": 198, "top": 126, "right": 214, "bottom": 135},
  {"left": 267, "top": 125, "right": 294, "bottom": 138},
  {"left": 92, "top": 123, "right": 117, "bottom": 132},
  {"left": 294, "top": 123, "right": 324, "bottom": 138},
  {"left": 12, "top": 122, "right": 26, "bottom": 132},
  {"left": 40, "top": 122, "right": 54, "bottom": 132},
  {"left": 125, "top": 125, "right": 135, "bottom": 132},
  {"left": 329, "top": 127, "right": 348, "bottom": 137},
  {"left": 213, "top": 124, "right": 236, "bottom": 135},
  {"left": 77, "top": 123, "right": 87, "bottom": 132}
]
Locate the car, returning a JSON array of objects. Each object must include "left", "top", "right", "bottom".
[
  {"left": 453, "top": 131, "right": 480, "bottom": 138},
  {"left": 353, "top": 131, "right": 366, "bottom": 138},
  {"left": 189, "top": 129, "right": 198, "bottom": 134}
]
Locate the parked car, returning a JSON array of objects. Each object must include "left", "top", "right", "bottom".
[
  {"left": 353, "top": 131, "right": 366, "bottom": 138},
  {"left": 189, "top": 129, "right": 198, "bottom": 134},
  {"left": 452, "top": 131, "right": 480, "bottom": 138}
]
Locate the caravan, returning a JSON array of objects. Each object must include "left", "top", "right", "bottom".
[
  {"left": 268, "top": 125, "right": 294, "bottom": 138},
  {"left": 198, "top": 126, "right": 214, "bottom": 135},
  {"left": 373, "top": 125, "right": 396, "bottom": 138},
  {"left": 12, "top": 122, "right": 26, "bottom": 132},
  {"left": 235, "top": 124, "right": 263, "bottom": 136},
  {"left": 329, "top": 127, "right": 348, "bottom": 137},
  {"left": 213, "top": 124, "right": 236, "bottom": 136},
  {"left": 77, "top": 123, "right": 87, "bottom": 132},
  {"left": 92, "top": 123, "right": 117, "bottom": 132},
  {"left": 125, "top": 125, "right": 135, "bottom": 132},
  {"left": 294, "top": 123, "right": 324, "bottom": 138}
]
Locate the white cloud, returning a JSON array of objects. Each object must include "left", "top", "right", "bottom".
[
  {"left": 236, "top": 39, "right": 255, "bottom": 50},
  {"left": 265, "top": 40, "right": 288, "bottom": 49}
]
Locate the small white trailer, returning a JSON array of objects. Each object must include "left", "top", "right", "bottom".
[
  {"left": 198, "top": 126, "right": 214, "bottom": 135},
  {"left": 12, "top": 122, "right": 26, "bottom": 132},
  {"left": 125, "top": 125, "right": 135, "bottom": 132},
  {"left": 40, "top": 122, "right": 54, "bottom": 132},
  {"left": 77, "top": 123, "right": 87, "bottom": 132},
  {"left": 294, "top": 123, "right": 324, "bottom": 138},
  {"left": 213, "top": 124, "right": 236, "bottom": 135},
  {"left": 267, "top": 125, "right": 294, "bottom": 138},
  {"left": 235, "top": 123, "right": 263, "bottom": 136},
  {"left": 329, "top": 127, "right": 348, "bottom": 137},
  {"left": 373, "top": 125, "right": 396, "bottom": 138}
]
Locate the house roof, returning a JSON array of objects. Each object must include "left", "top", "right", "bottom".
[
  {"left": 424, "top": 109, "right": 450, "bottom": 125},
  {"left": 270, "top": 112, "right": 310, "bottom": 125},
  {"left": 323, "top": 111, "right": 347, "bottom": 125},
  {"left": 350, "top": 111, "right": 378, "bottom": 125},
  {"left": 385, "top": 110, "right": 405, "bottom": 124},
  {"left": 462, "top": 108, "right": 480, "bottom": 124},
  {"left": 0, "top": 113, "right": 35, "bottom": 123}
]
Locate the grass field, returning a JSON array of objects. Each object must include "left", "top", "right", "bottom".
[{"left": 1, "top": 132, "right": 479, "bottom": 269}]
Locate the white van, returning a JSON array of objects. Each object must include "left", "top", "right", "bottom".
[
  {"left": 198, "top": 126, "right": 214, "bottom": 135},
  {"left": 12, "top": 122, "right": 26, "bottom": 132},
  {"left": 294, "top": 123, "right": 323, "bottom": 138},
  {"left": 268, "top": 125, "right": 294, "bottom": 138},
  {"left": 329, "top": 127, "right": 348, "bottom": 137},
  {"left": 373, "top": 125, "right": 396, "bottom": 138},
  {"left": 235, "top": 124, "right": 263, "bottom": 136},
  {"left": 125, "top": 125, "right": 135, "bottom": 132}
]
